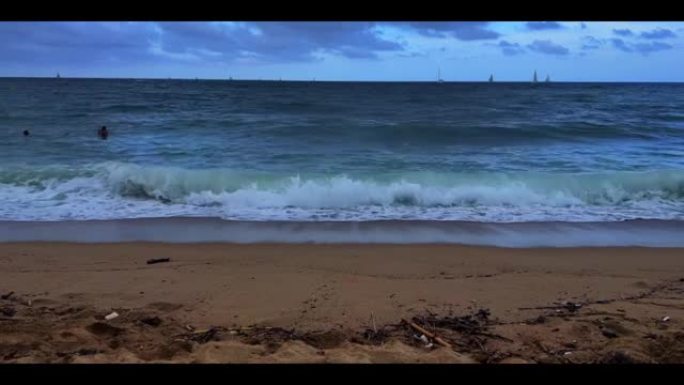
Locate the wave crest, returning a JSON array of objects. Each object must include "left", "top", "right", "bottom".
[
  {"left": 100, "top": 163, "right": 684, "bottom": 208},
  {"left": 2, "top": 162, "right": 684, "bottom": 221}
]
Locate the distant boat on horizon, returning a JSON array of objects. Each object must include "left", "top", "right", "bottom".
[
  {"left": 489, "top": 74, "right": 494, "bottom": 82},
  {"left": 533, "top": 70, "right": 538, "bottom": 83},
  {"left": 437, "top": 67, "right": 444, "bottom": 83},
  {"left": 545, "top": 74, "right": 551, "bottom": 83},
  {"left": 56, "top": 73, "right": 61, "bottom": 79}
]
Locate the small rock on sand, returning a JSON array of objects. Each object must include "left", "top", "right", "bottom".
[{"left": 105, "top": 312, "right": 119, "bottom": 321}]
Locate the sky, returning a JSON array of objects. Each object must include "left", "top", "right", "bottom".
[{"left": 1, "top": 21, "right": 683, "bottom": 82}]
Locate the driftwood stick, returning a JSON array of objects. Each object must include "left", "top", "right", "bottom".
[
  {"left": 519, "top": 303, "right": 582, "bottom": 311},
  {"left": 147, "top": 258, "right": 170, "bottom": 265},
  {"left": 402, "top": 319, "right": 452, "bottom": 348}
]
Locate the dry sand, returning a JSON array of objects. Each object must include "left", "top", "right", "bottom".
[{"left": 1, "top": 243, "right": 683, "bottom": 363}]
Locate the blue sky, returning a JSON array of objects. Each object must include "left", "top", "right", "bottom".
[{"left": 1, "top": 22, "right": 683, "bottom": 81}]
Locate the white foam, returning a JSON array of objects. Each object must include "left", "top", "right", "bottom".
[{"left": 1, "top": 162, "right": 684, "bottom": 222}]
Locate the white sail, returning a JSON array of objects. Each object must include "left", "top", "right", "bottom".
[{"left": 437, "top": 67, "right": 444, "bottom": 82}]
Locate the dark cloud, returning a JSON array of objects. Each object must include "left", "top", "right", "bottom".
[
  {"left": 0, "top": 22, "right": 406, "bottom": 69},
  {"left": 402, "top": 22, "right": 500, "bottom": 40},
  {"left": 581, "top": 36, "right": 603, "bottom": 50},
  {"left": 613, "top": 29, "right": 633, "bottom": 37},
  {"left": 633, "top": 41, "right": 673, "bottom": 54},
  {"left": 640, "top": 28, "right": 676, "bottom": 39},
  {"left": 0, "top": 22, "right": 158, "bottom": 67},
  {"left": 611, "top": 38, "right": 673, "bottom": 55},
  {"left": 526, "top": 40, "right": 570, "bottom": 55},
  {"left": 611, "top": 38, "right": 632, "bottom": 52},
  {"left": 259, "top": 22, "right": 403, "bottom": 59},
  {"left": 156, "top": 22, "right": 404, "bottom": 62},
  {"left": 612, "top": 27, "right": 676, "bottom": 40},
  {"left": 525, "top": 22, "right": 563, "bottom": 30},
  {"left": 498, "top": 40, "right": 525, "bottom": 56}
]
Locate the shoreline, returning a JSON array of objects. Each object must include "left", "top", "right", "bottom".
[
  {"left": 2, "top": 218, "right": 684, "bottom": 247},
  {"left": 1, "top": 242, "right": 683, "bottom": 363}
]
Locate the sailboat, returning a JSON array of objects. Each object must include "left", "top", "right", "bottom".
[
  {"left": 532, "top": 70, "right": 538, "bottom": 83},
  {"left": 437, "top": 67, "right": 444, "bottom": 83},
  {"left": 488, "top": 74, "right": 494, "bottom": 82},
  {"left": 56, "top": 73, "right": 61, "bottom": 79},
  {"left": 545, "top": 75, "right": 550, "bottom": 83}
]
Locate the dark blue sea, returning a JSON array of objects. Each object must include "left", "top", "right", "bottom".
[{"left": 2, "top": 78, "right": 684, "bottom": 225}]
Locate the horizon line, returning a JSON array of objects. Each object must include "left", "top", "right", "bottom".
[{"left": 1, "top": 76, "right": 684, "bottom": 84}]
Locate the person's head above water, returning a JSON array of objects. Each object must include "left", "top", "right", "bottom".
[
  {"left": 23, "top": 130, "right": 30, "bottom": 136},
  {"left": 98, "top": 126, "right": 109, "bottom": 139}
]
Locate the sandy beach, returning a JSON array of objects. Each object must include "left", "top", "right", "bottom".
[{"left": 1, "top": 242, "right": 683, "bottom": 363}]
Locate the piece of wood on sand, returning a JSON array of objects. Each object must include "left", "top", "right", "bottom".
[
  {"left": 402, "top": 319, "right": 452, "bottom": 348},
  {"left": 147, "top": 258, "right": 171, "bottom": 265}
]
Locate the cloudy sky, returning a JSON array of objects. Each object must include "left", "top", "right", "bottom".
[{"left": 1, "top": 21, "right": 683, "bottom": 81}]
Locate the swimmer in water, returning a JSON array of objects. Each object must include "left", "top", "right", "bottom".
[{"left": 98, "top": 126, "right": 109, "bottom": 140}]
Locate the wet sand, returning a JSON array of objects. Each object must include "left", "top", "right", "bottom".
[{"left": 1, "top": 243, "right": 683, "bottom": 363}]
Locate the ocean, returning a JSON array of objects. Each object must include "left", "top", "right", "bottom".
[{"left": 1, "top": 78, "right": 684, "bottom": 244}]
